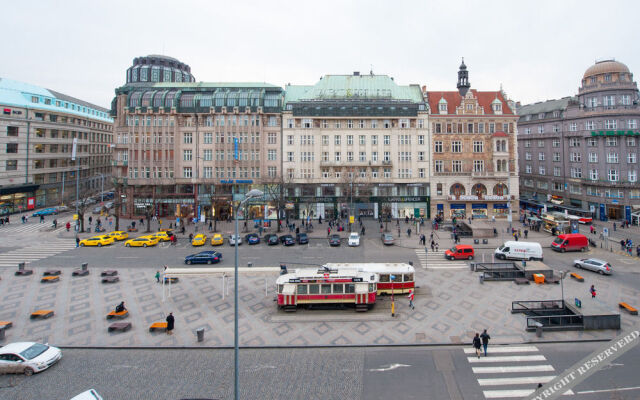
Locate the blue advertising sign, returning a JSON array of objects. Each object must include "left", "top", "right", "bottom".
[
  {"left": 625, "top": 206, "right": 631, "bottom": 223},
  {"left": 599, "top": 204, "right": 606, "bottom": 221},
  {"left": 234, "top": 137, "right": 239, "bottom": 160}
]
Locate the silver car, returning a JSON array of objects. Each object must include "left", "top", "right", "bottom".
[
  {"left": 228, "top": 234, "right": 242, "bottom": 246},
  {"left": 381, "top": 233, "right": 394, "bottom": 245},
  {"left": 573, "top": 258, "right": 612, "bottom": 275}
]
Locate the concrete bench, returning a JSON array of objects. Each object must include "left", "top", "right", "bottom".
[
  {"left": 43, "top": 270, "right": 61, "bottom": 276},
  {"left": 30, "top": 310, "right": 54, "bottom": 319},
  {"left": 545, "top": 276, "right": 560, "bottom": 284},
  {"left": 41, "top": 276, "right": 60, "bottom": 283},
  {"left": 619, "top": 302, "right": 638, "bottom": 315},
  {"left": 101, "top": 270, "right": 118, "bottom": 277},
  {"left": 149, "top": 322, "right": 167, "bottom": 332},
  {"left": 514, "top": 278, "right": 530, "bottom": 285},
  {"left": 108, "top": 322, "right": 132, "bottom": 332},
  {"left": 106, "top": 310, "right": 129, "bottom": 320},
  {"left": 72, "top": 269, "right": 89, "bottom": 276},
  {"left": 570, "top": 272, "right": 584, "bottom": 282},
  {"left": 0, "top": 321, "right": 13, "bottom": 329},
  {"left": 102, "top": 276, "right": 120, "bottom": 284}
]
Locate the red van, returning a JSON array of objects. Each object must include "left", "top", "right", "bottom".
[
  {"left": 551, "top": 233, "right": 589, "bottom": 253},
  {"left": 445, "top": 244, "right": 475, "bottom": 260}
]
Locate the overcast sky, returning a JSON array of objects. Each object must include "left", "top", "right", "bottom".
[{"left": 2, "top": 0, "right": 638, "bottom": 109}]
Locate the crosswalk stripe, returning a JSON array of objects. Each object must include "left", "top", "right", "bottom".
[
  {"left": 472, "top": 365, "right": 555, "bottom": 374},
  {"left": 426, "top": 266, "right": 468, "bottom": 269},
  {"left": 478, "top": 376, "right": 556, "bottom": 386},
  {"left": 468, "top": 355, "right": 546, "bottom": 363},
  {"left": 464, "top": 346, "right": 538, "bottom": 354},
  {"left": 483, "top": 389, "right": 573, "bottom": 398}
]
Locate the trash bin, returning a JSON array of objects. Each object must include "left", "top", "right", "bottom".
[
  {"left": 474, "top": 239, "right": 479, "bottom": 244},
  {"left": 470, "top": 263, "right": 475, "bottom": 272},
  {"left": 18, "top": 262, "right": 25, "bottom": 271},
  {"left": 196, "top": 328, "right": 204, "bottom": 342},
  {"left": 534, "top": 322, "right": 543, "bottom": 338},
  {"left": 247, "top": 262, "right": 252, "bottom": 268},
  {"left": 479, "top": 275, "right": 484, "bottom": 284},
  {"left": 82, "top": 262, "right": 88, "bottom": 271}
]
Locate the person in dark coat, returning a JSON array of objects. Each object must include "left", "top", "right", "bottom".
[
  {"left": 472, "top": 333, "right": 482, "bottom": 358},
  {"left": 480, "top": 329, "right": 491, "bottom": 356},
  {"left": 166, "top": 312, "right": 175, "bottom": 335}
]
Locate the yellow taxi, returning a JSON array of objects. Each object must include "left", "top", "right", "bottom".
[
  {"left": 107, "top": 231, "right": 129, "bottom": 241},
  {"left": 124, "top": 236, "right": 160, "bottom": 247},
  {"left": 79, "top": 235, "right": 115, "bottom": 247},
  {"left": 192, "top": 234, "right": 207, "bottom": 246},
  {"left": 211, "top": 233, "right": 224, "bottom": 246},
  {"left": 150, "top": 231, "right": 173, "bottom": 242}
]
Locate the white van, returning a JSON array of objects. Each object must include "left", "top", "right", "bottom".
[{"left": 494, "top": 241, "right": 543, "bottom": 261}]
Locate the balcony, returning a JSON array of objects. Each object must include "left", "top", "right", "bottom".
[
  {"left": 112, "top": 160, "right": 128, "bottom": 166},
  {"left": 433, "top": 171, "right": 471, "bottom": 176},
  {"left": 472, "top": 170, "right": 510, "bottom": 178}
]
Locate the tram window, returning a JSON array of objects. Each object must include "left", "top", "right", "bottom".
[
  {"left": 297, "top": 285, "right": 307, "bottom": 295},
  {"left": 379, "top": 274, "right": 390, "bottom": 282},
  {"left": 278, "top": 285, "right": 283, "bottom": 293},
  {"left": 333, "top": 284, "right": 343, "bottom": 293},
  {"left": 369, "top": 284, "right": 375, "bottom": 292},
  {"left": 321, "top": 284, "right": 331, "bottom": 294},
  {"left": 345, "top": 284, "right": 355, "bottom": 293},
  {"left": 404, "top": 273, "right": 413, "bottom": 282},
  {"left": 309, "top": 284, "right": 319, "bottom": 294}
]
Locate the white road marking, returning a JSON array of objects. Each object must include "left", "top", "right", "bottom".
[
  {"left": 577, "top": 386, "right": 640, "bottom": 394},
  {"left": 472, "top": 365, "right": 555, "bottom": 374},
  {"left": 463, "top": 346, "right": 539, "bottom": 354},
  {"left": 368, "top": 363, "right": 411, "bottom": 372},
  {"left": 483, "top": 389, "right": 573, "bottom": 398},
  {"left": 468, "top": 355, "right": 546, "bottom": 363},
  {"left": 478, "top": 375, "right": 556, "bottom": 386}
]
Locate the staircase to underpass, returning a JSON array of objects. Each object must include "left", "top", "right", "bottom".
[{"left": 512, "top": 300, "right": 585, "bottom": 331}]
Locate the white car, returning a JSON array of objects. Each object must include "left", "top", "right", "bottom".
[
  {"left": 0, "top": 342, "right": 62, "bottom": 375},
  {"left": 348, "top": 232, "right": 360, "bottom": 246},
  {"left": 70, "top": 389, "right": 103, "bottom": 400},
  {"left": 229, "top": 234, "right": 243, "bottom": 246}
]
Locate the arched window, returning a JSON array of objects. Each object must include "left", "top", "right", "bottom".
[
  {"left": 493, "top": 183, "right": 508, "bottom": 196},
  {"left": 472, "top": 183, "right": 487, "bottom": 197},
  {"left": 450, "top": 183, "right": 465, "bottom": 196}
]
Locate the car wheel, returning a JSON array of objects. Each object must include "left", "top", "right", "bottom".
[
  {"left": 24, "top": 367, "right": 34, "bottom": 376},
  {"left": 561, "top": 248, "right": 566, "bottom": 253},
  {"left": 598, "top": 270, "right": 604, "bottom": 275},
  {"left": 125, "top": 243, "right": 130, "bottom": 247},
  {"left": 575, "top": 263, "right": 581, "bottom": 269},
  {"left": 207, "top": 260, "right": 212, "bottom": 265},
  {"left": 186, "top": 260, "right": 192, "bottom": 265},
  {"left": 468, "top": 255, "right": 474, "bottom": 260},
  {"left": 143, "top": 244, "right": 147, "bottom": 248},
  {"left": 80, "top": 243, "right": 85, "bottom": 247}
]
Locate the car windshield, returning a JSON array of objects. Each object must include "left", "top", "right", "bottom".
[
  {"left": 552, "top": 238, "right": 564, "bottom": 244},
  {"left": 350, "top": 234, "right": 358, "bottom": 239},
  {"left": 450, "top": 247, "right": 457, "bottom": 252},
  {"left": 498, "top": 244, "right": 505, "bottom": 250},
  {"left": 20, "top": 343, "right": 49, "bottom": 360}
]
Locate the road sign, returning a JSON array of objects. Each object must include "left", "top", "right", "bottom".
[
  {"left": 73, "top": 214, "right": 78, "bottom": 220},
  {"left": 349, "top": 215, "right": 354, "bottom": 224},
  {"left": 603, "top": 227, "right": 609, "bottom": 237}
]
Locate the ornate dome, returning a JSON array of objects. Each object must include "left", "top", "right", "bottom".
[{"left": 583, "top": 60, "right": 630, "bottom": 79}]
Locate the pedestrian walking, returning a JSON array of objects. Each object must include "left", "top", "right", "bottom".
[
  {"left": 361, "top": 226, "right": 365, "bottom": 236},
  {"left": 40, "top": 215, "right": 45, "bottom": 223},
  {"left": 472, "top": 333, "right": 482, "bottom": 358},
  {"left": 613, "top": 222, "right": 617, "bottom": 231},
  {"left": 407, "top": 289, "right": 415, "bottom": 310},
  {"left": 590, "top": 285, "right": 596, "bottom": 298},
  {"left": 397, "top": 226, "right": 401, "bottom": 237},
  {"left": 480, "top": 329, "right": 491, "bottom": 356},
  {"left": 22, "top": 215, "right": 26, "bottom": 224},
  {"left": 524, "top": 229, "right": 528, "bottom": 239},
  {"left": 435, "top": 243, "right": 439, "bottom": 252},
  {"left": 407, "top": 228, "right": 411, "bottom": 237},
  {"left": 327, "top": 227, "right": 331, "bottom": 237},
  {"left": 166, "top": 312, "right": 175, "bottom": 335},
  {"left": 76, "top": 236, "right": 80, "bottom": 247},
  {"left": 209, "top": 221, "right": 212, "bottom": 231},
  {"left": 431, "top": 240, "right": 435, "bottom": 251},
  {"left": 155, "top": 271, "right": 160, "bottom": 283},
  {"left": 88, "top": 216, "right": 92, "bottom": 226},
  {"left": 66, "top": 221, "right": 71, "bottom": 232},
  {"left": 636, "top": 245, "right": 640, "bottom": 257},
  {"left": 109, "top": 218, "right": 113, "bottom": 228}
]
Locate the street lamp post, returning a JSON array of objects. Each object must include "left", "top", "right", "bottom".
[
  {"left": 96, "top": 173, "right": 104, "bottom": 204},
  {"left": 234, "top": 188, "right": 263, "bottom": 400}
]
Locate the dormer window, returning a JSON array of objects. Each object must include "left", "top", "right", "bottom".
[
  {"left": 538, "top": 112, "right": 545, "bottom": 119},
  {"left": 438, "top": 98, "right": 448, "bottom": 114},
  {"left": 492, "top": 98, "right": 502, "bottom": 114}
]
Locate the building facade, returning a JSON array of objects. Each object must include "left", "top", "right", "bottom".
[
  {"left": 517, "top": 60, "right": 640, "bottom": 222},
  {"left": 282, "top": 72, "right": 430, "bottom": 221},
  {"left": 425, "top": 62, "right": 519, "bottom": 220},
  {"left": 111, "top": 55, "right": 283, "bottom": 220},
  {"left": 0, "top": 77, "right": 113, "bottom": 215}
]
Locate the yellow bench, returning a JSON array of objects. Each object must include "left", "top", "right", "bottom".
[
  {"left": 619, "top": 302, "right": 638, "bottom": 315},
  {"left": 106, "top": 310, "right": 129, "bottom": 319},
  {"left": 570, "top": 272, "right": 584, "bottom": 282},
  {"left": 0, "top": 321, "right": 12, "bottom": 329},
  {"left": 30, "top": 310, "right": 54, "bottom": 319},
  {"left": 41, "top": 276, "right": 59, "bottom": 283},
  {"left": 149, "top": 322, "right": 168, "bottom": 332}
]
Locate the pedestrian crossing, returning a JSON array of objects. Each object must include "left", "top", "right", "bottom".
[
  {"left": 0, "top": 239, "right": 78, "bottom": 267},
  {"left": 463, "top": 345, "right": 574, "bottom": 398},
  {"left": 0, "top": 217, "right": 73, "bottom": 235},
  {"left": 414, "top": 249, "right": 468, "bottom": 269}
]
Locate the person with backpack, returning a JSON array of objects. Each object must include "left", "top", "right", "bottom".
[{"left": 480, "top": 329, "right": 491, "bottom": 357}]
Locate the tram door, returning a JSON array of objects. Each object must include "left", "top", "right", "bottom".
[
  {"left": 282, "top": 284, "right": 296, "bottom": 306},
  {"left": 355, "top": 283, "right": 368, "bottom": 304}
]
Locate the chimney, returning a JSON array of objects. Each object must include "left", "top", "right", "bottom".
[{"left": 353, "top": 71, "right": 360, "bottom": 76}]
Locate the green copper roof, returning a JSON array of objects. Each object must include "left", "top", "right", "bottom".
[
  {"left": 152, "top": 82, "right": 282, "bottom": 89},
  {"left": 285, "top": 74, "right": 424, "bottom": 103}
]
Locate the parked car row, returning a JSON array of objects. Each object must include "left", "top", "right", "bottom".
[{"left": 31, "top": 205, "right": 68, "bottom": 217}]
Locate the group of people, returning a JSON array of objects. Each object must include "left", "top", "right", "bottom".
[
  {"left": 0, "top": 216, "right": 10, "bottom": 226},
  {"left": 619, "top": 238, "right": 640, "bottom": 256},
  {"left": 472, "top": 330, "right": 491, "bottom": 358}
]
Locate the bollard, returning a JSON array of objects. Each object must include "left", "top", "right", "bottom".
[
  {"left": 479, "top": 275, "right": 484, "bottom": 284},
  {"left": 469, "top": 263, "right": 475, "bottom": 272},
  {"left": 18, "top": 262, "right": 25, "bottom": 271},
  {"left": 196, "top": 328, "right": 204, "bottom": 342},
  {"left": 82, "top": 262, "right": 88, "bottom": 271},
  {"left": 535, "top": 324, "right": 543, "bottom": 338}
]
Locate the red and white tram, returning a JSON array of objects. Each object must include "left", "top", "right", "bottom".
[
  {"left": 323, "top": 263, "right": 415, "bottom": 295},
  {"left": 276, "top": 267, "right": 377, "bottom": 312}
]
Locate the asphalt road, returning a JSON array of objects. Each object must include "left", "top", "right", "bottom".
[{"left": 2, "top": 342, "right": 639, "bottom": 400}]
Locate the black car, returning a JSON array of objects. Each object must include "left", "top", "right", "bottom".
[
  {"left": 185, "top": 251, "right": 222, "bottom": 265},
  {"left": 245, "top": 233, "right": 260, "bottom": 245},
  {"left": 280, "top": 234, "right": 295, "bottom": 246},
  {"left": 329, "top": 234, "right": 341, "bottom": 247},
  {"left": 296, "top": 232, "right": 309, "bottom": 244},
  {"left": 264, "top": 233, "right": 279, "bottom": 245}
]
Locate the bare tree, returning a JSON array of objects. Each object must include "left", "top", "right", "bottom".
[
  {"left": 74, "top": 187, "right": 97, "bottom": 233},
  {"left": 262, "top": 173, "right": 291, "bottom": 233},
  {"left": 112, "top": 179, "right": 127, "bottom": 231}
]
